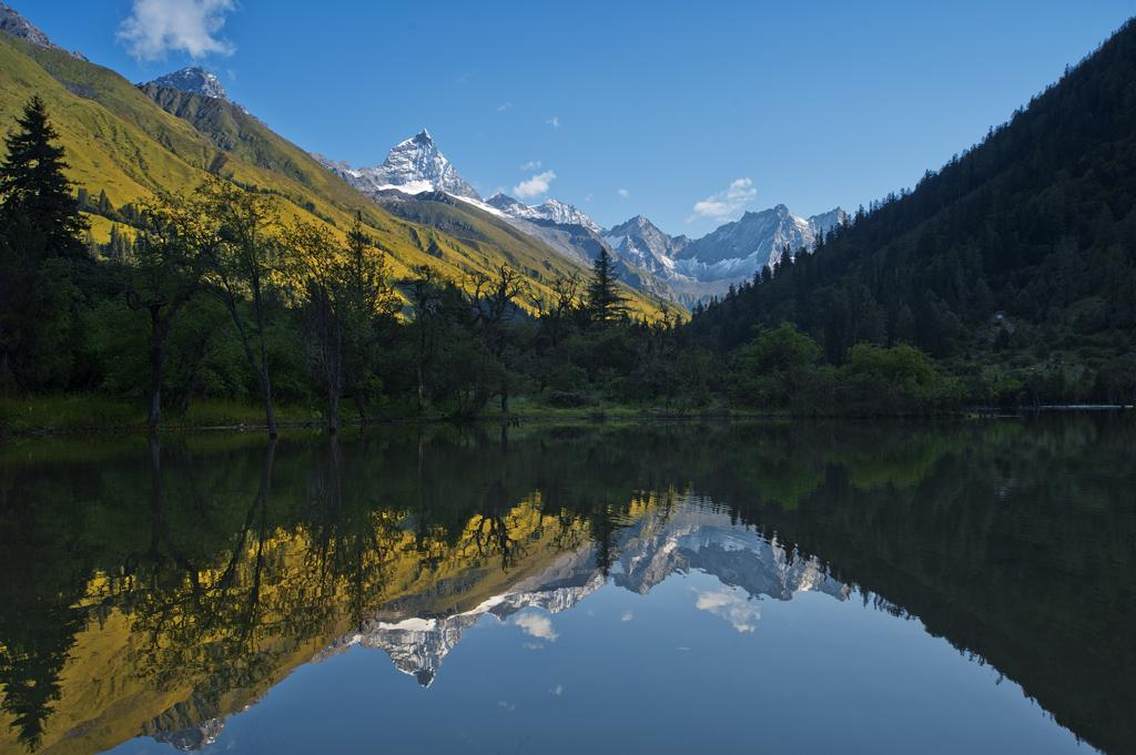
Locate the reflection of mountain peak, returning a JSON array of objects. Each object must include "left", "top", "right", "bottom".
[
  {"left": 333, "top": 503, "right": 846, "bottom": 684},
  {"left": 614, "top": 508, "right": 848, "bottom": 603},
  {"left": 151, "top": 719, "right": 224, "bottom": 752},
  {"left": 348, "top": 557, "right": 606, "bottom": 686}
]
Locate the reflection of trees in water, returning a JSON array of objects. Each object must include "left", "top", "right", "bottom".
[
  {"left": 128, "top": 437, "right": 281, "bottom": 703},
  {"left": 0, "top": 588, "right": 83, "bottom": 750},
  {"left": 724, "top": 418, "right": 1136, "bottom": 755},
  {"left": 0, "top": 417, "right": 1132, "bottom": 753}
]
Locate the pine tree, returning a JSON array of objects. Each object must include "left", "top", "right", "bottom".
[
  {"left": 0, "top": 96, "right": 87, "bottom": 259},
  {"left": 587, "top": 247, "right": 626, "bottom": 324}
]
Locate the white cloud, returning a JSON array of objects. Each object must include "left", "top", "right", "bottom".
[
  {"left": 497, "top": 102, "right": 513, "bottom": 112},
  {"left": 617, "top": 188, "right": 630, "bottom": 199},
  {"left": 514, "top": 612, "right": 558, "bottom": 641},
  {"left": 546, "top": 115, "right": 561, "bottom": 128},
  {"left": 695, "top": 587, "right": 760, "bottom": 633},
  {"left": 690, "top": 177, "right": 757, "bottom": 221},
  {"left": 620, "top": 610, "right": 634, "bottom": 622},
  {"left": 513, "top": 170, "right": 556, "bottom": 199},
  {"left": 520, "top": 160, "right": 542, "bottom": 171},
  {"left": 118, "top": 0, "right": 237, "bottom": 61},
  {"left": 549, "top": 684, "right": 564, "bottom": 696}
]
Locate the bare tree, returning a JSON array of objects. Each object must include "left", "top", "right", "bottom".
[
  {"left": 542, "top": 271, "right": 582, "bottom": 348},
  {"left": 468, "top": 264, "right": 529, "bottom": 414}
]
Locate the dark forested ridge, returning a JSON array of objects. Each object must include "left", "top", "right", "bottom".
[{"left": 689, "top": 18, "right": 1136, "bottom": 406}]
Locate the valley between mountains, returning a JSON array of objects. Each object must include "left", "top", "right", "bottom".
[
  {"left": 2, "top": 1, "right": 1134, "bottom": 426},
  {"left": 1, "top": 2, "right": 840, "bottom": 314}
]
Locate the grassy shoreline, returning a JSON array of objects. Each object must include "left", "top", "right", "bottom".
[
  {"left": 2, "top": 394, "right": 1130, "bottom": 438},
  {"left": 0, "top": 394, "right": 755, "bottom": 436}
]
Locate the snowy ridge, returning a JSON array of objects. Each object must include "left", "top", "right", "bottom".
[
  {"left": 674, "top": 204, "right": 847, "bottom": 282},
  {"left": 488, "top": 193, "right": 603, "bottom": 234},
  {"left": 146, "top": 67, "right": 229, "bottom": 100}
]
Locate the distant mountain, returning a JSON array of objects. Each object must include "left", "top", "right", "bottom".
[
  {"left": 0, "top": 2, "right": 84, "bottom": 59},
  {"left": 676, "top": 204, "right": 847, "bottom": 282},
  {"left": 144, "top": 67, "right": 229, "bottom": 101},
  {"left": 604, "top": 215, "right": 690, "bottom": 277},
  {"left": 319, "top": 130, "right": 481, "bottom": 199},
  {"left": 592, "top": 206, "right": 844, "bottom": 305}
]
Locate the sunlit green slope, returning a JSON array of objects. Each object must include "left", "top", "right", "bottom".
[{"left": 0, "top": 34, "right": 668, "bottom": 317}]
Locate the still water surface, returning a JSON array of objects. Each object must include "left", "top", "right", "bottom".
[{"left": 1, "top": 418, "right": 1133, "bottom": 754}]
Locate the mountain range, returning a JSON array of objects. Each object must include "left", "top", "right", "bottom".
[{"left": 311, "top": 122, "right": 845, "bottom": 304}]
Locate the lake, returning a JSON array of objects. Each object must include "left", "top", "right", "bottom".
[{"left": 1, "top": 417, "right": 1132, "bottom": 754}]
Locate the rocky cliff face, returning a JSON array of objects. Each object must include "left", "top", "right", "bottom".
[
  {"left": 145, "top": 67, "right": 229, "bottom": 100},
  {"left": 0, "top": 2, "right": 85, "bottom": 58}
]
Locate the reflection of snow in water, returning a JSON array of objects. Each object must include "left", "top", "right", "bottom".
[{"left": 323, "top": 497, "right": 848, "bottom": 685}]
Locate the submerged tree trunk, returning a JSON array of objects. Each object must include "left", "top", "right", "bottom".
[
  {"left": 260, "top": 369, "right": 278, "bottom": 438},
  {"left": 255, "top": 297, "right": 279, "bottom": 438},
  {"left": 416, "top": 363, "right": 425, "bottom": 414},
  {"left": 147, "top": 307, "right": 168, "bottom": 432},
  {"left": 354, "top": 394, "right": 368, "bottom": 426},
  {"left": 327, "top": 383, "right": 340, "bottom": 434},
  {"left": 224, "top": 295, "right": 279, "bottom": 438}
]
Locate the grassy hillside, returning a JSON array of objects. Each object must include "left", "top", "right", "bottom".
[{"left": 0, "top": 33, "right": 667, "bottom": 318}]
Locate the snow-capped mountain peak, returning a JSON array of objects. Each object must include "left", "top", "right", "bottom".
[
  {"left": 320, "top": 129, "right": 480, "bottom": 200},
  {"left": 145, "top": 66, "right": 229, "bottom": 100},
  {"left": 603, "top": 214, "right": 690, "bottom": 277}
]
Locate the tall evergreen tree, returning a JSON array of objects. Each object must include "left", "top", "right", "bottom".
[
  {"left": 587, "top": 247, "right": 626, "bottom": 325},
  {"left": 0, "top": 96, "right": 87, "bottom": 260},
  {"left": 0, "top": 97, "right": 90, "bottom": 390}
]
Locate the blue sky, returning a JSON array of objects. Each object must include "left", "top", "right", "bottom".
[{"left": 19, "top": 0, "right": 1136, "bottom": 236}]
